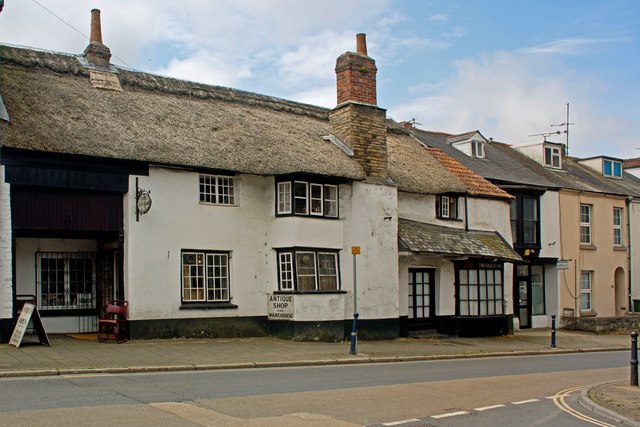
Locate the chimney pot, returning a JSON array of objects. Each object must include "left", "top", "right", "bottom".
[
  {"left": 356, "top": 33, "right": 367, "bottom": 56},
  {"left": 90, "top": 9, "right": 103, "bottom": 45}
]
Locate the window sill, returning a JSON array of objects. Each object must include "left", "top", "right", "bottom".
[
  {"left": 180, "top": 302, "right": 238, "bottom": 310},
  {"left": 274, "top": 290, "right": 347, "bottom": 295},
  {"left": 579, "top": 244, "right": 597, "bottom": 250},
  {"left": 199, "top": 202, "right": 238, "bottom": 207},
  {"left": 613, "top": 246, "right": 627, "bottom": 251},
  {"left": 436, "top": 217, "right": 462, "bottom": 222},
  {"left": 579, "top": 310, "right": 598, "bottom": 317},
  {"left": 275, "top": 213, "right": 339, "bottom": 220}
]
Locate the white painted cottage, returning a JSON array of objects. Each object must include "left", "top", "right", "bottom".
[{"left": 0, "top": 10, "right": 520, "bottom": 342}]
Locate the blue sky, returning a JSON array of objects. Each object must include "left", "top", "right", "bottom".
[{"left": 1, "top": 0, "right": 638, "bottom": 159}]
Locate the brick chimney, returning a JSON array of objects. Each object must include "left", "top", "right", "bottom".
[
  {"left": 329, "top": 34, "right": 388, "bottom": 180},
  {"left": 83, "top": 9, "right": 111, "bottom": 67}
]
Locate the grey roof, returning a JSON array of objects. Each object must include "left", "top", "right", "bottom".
[
  {"left": 398, "top": 218, "right": 521, "bottom": 262},
  {"left": 0, "top": 45, "right": 366, "bottom": 180},
  {"left": 414, "top": 129, "right": 640, "bottom": 197}
]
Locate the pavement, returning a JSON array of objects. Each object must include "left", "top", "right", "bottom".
[{"left": 1, "top": 328, "right": 638, "bottom": 425}]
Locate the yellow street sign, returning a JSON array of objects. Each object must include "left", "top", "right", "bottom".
[{"left": 351, "top": 246, "right": 361, "bottom": 255}]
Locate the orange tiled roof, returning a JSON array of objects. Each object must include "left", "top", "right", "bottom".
[{"left": 426, "top": 147, "right": 514, "bottom": 199}]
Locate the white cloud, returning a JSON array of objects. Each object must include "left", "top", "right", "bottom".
[
  {"left": 519, "top": 36, "right": 631, "bottom": 55},
  {"left": 389, "top": 50, "right": 636, "bottom": 159}
]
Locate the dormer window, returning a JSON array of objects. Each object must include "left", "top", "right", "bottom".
[
  {"left": 472, "top": 140, "right": 484, "bottom": 158},
  {"left": 603, "top": 159, "right": 622, "bottom": 178},
  {"left": 544, "top": 145, "right": 561, "bottom": 169}
]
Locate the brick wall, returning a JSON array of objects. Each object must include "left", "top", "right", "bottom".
[
  {"left": 329, "top": 103, "right": 388, "bottom": 179},
  {"left": 335, "top": 52, "right": 377, "bottom": 106}
]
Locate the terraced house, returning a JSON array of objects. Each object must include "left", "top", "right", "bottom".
[
  {"left": 410, "top": 128, "right": 640, "bottom": 331},
  {"left": 1, "top": 11, "right": 524, "bottom": 342}
]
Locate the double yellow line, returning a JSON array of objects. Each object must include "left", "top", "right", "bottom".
[{"left": 552, "top": 386, "right": 614, "bottom": 427}]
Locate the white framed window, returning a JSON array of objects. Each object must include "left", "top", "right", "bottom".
[
  {"left": 603, "top": 159, "right": 623, "bottom": 178},
  {"left": 580, "top": 271, "right": 592, "bottom": 311},
  {"left": 472, "top": 140, "right": 484, "bottom": 158},
  {"left": 277, "top": 249, "right": 340, "bottom": 292},
  {"left": 457, "top": 262, "right": 503, "bottom": 316},
  {"left": 199, "top": 174, "right": 235, "bottom": 205},
  {"left": 613, "top": 207, "right": 623, "bottom": 246},
  {"left": 293, "top": 181, "right": 308, "bottom": 215},
  {"left": 276, "top": 180, "right": 339, "bottom": 218},
  {"left": 437, "top": 195, "right": 458, "bottom": 219},
  {"left": 182, "top": 251, "right": 230, "bottom": 303},
  {"left": 580, "top": 204, "right": 592, "bottom": 245},
  {"left": 277, "top": 182, "right": 292, "bottom": 214},
  {"left": 544, "top": 145, "right": 561, "bottom": 168},
  {"left": 36, "top": 252, "right": 96, "bottom": 310}
]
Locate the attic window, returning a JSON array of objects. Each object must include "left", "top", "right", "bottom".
[
  {"left": 436, "top": 195, "right": 458, "bottom": 219},
  {"left": 471, "top": 140, "right": 484, "bottom": 158},
  {"left": 544, "top": 145, "right": 561, "bottom": 169},
  {"left": 603, "top": 159, "right": 622, "bottom": 178}
]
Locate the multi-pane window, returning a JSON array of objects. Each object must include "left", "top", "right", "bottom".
[
  {"left": 436, "top": 195, "right": 458, "bottom": 219},
  {"left": 580, "top": 204, "right": 592, "bottom": 245},
  {"left": 277, "top": 249, "right": 339, "bottom": 291},
  {"left": 182, "top": 251, "right": 230, "bottom": 302},
  {"left": 457, "top": 263, "right": 504, "bottom": 316},
  {"left": 613, "top": 207, "right": 623, "bottom": 246},
  {"left": 580, "top": 271, "right": 592, "bottom": 311},
  {"left": 544, "top": 145, "right": 561, "bottom": 168},
  {"left": 276, "top": 180, "right": 338, "bottom": 218},
  {"left": 603, "top": 159, "right": 622, "bottom": 178},
  {"left": 472, "top": 140, "right": 484, "bottom": 158},
  {"left": 199, "top": 174, "right": 235, "bottom": 205},
  {"left": 37, "top": 252, "right": 96, "bottom": 310},
  {"left": 510, "top": 194, "right": 539, "bottom": 246}
]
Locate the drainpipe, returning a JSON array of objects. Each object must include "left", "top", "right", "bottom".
[
  {"left": 464, "top": 196, "right": 469, "bottom": 231},
  {"left": 627, "top": 196, "right": 633, "bottom": 312}
]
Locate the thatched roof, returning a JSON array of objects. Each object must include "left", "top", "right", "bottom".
[
  {"left": 0, "top": 45, "right": 365, "bottom": 180},
  {"left": 388, "top": 131, "right": 468, "bottom": 194}
]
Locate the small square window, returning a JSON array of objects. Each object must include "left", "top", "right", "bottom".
[
  {"left": 544, "top": 145, "right": 561, "bottom": 168},
  {"left": 603, "top": 159, "right": 623, "bottom": 178},
  {"left": 199, "top": 174, "right": 235, "bottom": 205}
]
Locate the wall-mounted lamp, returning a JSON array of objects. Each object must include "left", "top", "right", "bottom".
[{"left": 136, "top": 177, "right": 151, "bottom": 222}]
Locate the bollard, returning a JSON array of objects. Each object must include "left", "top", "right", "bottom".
[
  {"left": 632, "top": 331, "right": 638, "bottom": 387},
  {"left": 349, "top": 312, "right": 359, "bottom": 355},
  {"left": 551, "top": 315, "right": 556, "bottom": 348}
]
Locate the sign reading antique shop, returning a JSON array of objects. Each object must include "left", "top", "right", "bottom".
[
  {"left": 9, "top": 303, "right": 50, "bottom": 348},
  {"left": 268, "top": 294, "right": 294, "bottom": 320}
]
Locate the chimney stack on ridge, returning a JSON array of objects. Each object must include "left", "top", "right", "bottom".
[
  {"left": 83, "top": 9, "right": 111, "bottom": 67},
  {"left": 329, "top": 34, "right": 388, "bottom": 180}
]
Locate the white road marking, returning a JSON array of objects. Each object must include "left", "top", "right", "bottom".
[
  {"left": 474, "top": 404, "right": 506, "bottom": 411},
  {"left": 431, "top": 410, "right": 470, "bottom": 419},
  {"left": 512, "top": 398, "right": 540, "bottom": 405},
  {"left": 383, "top": 419, "right": 421, "bottom": 426}
]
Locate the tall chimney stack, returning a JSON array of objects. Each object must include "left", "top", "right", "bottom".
[
  {"left": 83, "top": 9, "right": 111, "bottom": 67},
  {"left": 329, "top": 34, "right": 388, "bottom": 180}
]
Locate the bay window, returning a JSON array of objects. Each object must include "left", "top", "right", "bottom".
[{"left": 277, "top": 248, "right": 340, "bottom": 292}]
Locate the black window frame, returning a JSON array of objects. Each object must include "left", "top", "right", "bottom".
[
  {"left": 275, "top": 176, "right": 339, "bottom": 219},
  {"left": 455, "top": 260, "right": 505, "bottom": 317},
  {"left": 436, "top": 194, "right": 459, "bottom": 220},
  {"left": 276, "top": 248, "right": 342, "bottom": 293},
  {"left": 510, "top": 192, "right": 541, "bottom": 250}
]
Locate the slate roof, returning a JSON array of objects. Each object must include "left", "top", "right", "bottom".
[
  {"left": 414, "top": 128, "right": 640, "bottom": 197},
  {"left": 387, "top": 127, "right": 511, "bottom": 199},
  {"left": 0, "top": 45, "right": 366, "bottom": 180},
  {"left": 398, "top": 219, "right": 521, "bottom": 262}
]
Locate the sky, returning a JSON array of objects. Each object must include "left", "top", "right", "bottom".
[{"left": 1, "top": 0, "right": 639, "bottom": 160}]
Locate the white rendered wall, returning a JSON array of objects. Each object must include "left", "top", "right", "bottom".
[
  {"left": 125, "top": 168, "right": 399, "bottom": 323},
  {"left": 0, "top": 166, "right": 12, "bottom": 321},
  {"left": 631, "top": 200, "right": 640, "bottom": 306},
  {"left": 342, "top": 181, "right": 399, "bottom": 321}
]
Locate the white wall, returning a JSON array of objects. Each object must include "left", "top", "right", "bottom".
[
  {"left": 0, "top": 166, "right": 12, "bottom": 321},
  {"left": 398, "top": 255, "right": 455, "bottom": 317},
  {"left": 125, "top": 168, "right": 400, "bottom": 323}
]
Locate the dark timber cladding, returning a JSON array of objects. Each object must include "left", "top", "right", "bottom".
[{"left": 11, "top": 187, "right": 123, "bottom": 232}]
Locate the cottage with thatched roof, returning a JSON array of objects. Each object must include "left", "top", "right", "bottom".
[{"left": 0, "top": 10, "right": 521, "bottom": 342}]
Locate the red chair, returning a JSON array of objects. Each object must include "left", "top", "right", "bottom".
[{"left": 97, "top": 300, "right": 129, "bottom": 343}]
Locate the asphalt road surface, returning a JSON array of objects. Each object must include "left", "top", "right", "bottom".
[{"left": 0, "top": 351, "right": 629, "bottom": 426}]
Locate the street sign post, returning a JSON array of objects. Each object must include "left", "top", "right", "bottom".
[{"left": 349, "top": 246, "right": 360, "bottom": 355}]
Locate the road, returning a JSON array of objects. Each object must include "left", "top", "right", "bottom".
[{"left": 0, "top": 351, "right": 629, "bottom": 426}]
